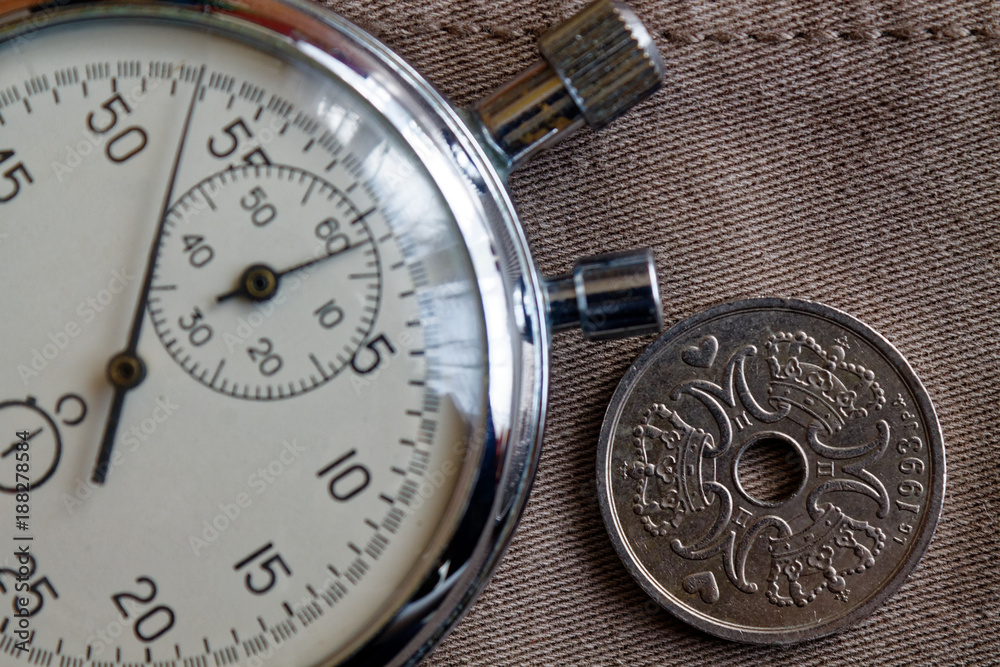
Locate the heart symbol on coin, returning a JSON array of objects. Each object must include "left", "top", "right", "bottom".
[
  {"left": 681, "top": 335, "right": 718, "bottom": 368},
  {"left": 683, "top": 571, "right": 720, "bottom": 604}
]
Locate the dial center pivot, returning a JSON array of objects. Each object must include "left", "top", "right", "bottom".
[
  {"left": 239, "top": 263, "right": 279, "bottom": 302},
  {"left": 106, "top": 352, "right": 147, "bottom": 389}
]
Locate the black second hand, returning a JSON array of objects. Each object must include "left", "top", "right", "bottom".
[
  {"left": 91, "top": 65, "right": 207, "bottom": 485},
  {"left": 214, "top": 207, "right": 376, "bottom": 304},
  {"left": 1, "top": 427, "right": 42, "bottom": 458}
]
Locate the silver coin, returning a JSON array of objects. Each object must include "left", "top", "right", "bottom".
[{"left": 597, "top": 298, "right": 945, "bottom": 644}]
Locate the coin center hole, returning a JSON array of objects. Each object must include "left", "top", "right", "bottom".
[{"left": 736, "top": 436, "right": 805, "bottom": 505}]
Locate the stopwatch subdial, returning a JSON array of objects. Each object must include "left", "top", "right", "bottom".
[
  {"left": 0, "top": 396, "right": 62, "bottom": 492},
  {"left": 149, "top": 164, "right": 382, "bottom": 400}
]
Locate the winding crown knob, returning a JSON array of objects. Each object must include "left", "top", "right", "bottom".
[
  {"left": 472, "top": 0, "right": 663, "bottom": 170},
  {"left": 539, "top": 0, "right": 664, "bottom": 129}
]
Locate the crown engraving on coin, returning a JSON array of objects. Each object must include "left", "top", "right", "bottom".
[
  {"left": 766, "top": 331, "right": 886, "bottom": 430},
  {"left": 626, "top": 331, "right": 892, "bottom": 608}
]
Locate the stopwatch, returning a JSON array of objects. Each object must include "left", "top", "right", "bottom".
[{"left": 0, "top": 0, "right": 663, "bottom": 665}]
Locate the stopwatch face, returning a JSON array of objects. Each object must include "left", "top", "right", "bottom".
[{"left": 0, "top": 1, "right": 512, "bottom": 665}]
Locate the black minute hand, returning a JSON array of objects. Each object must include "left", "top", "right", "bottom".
[{"left": 91, "top": 66, "right": 207, "bottom": 485}]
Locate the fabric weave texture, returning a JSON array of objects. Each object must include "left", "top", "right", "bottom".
[{"left": 326, "top": 0, "right": 999, "bottom": 663}]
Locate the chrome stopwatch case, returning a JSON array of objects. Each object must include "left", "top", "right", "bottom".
[{"left": 0, "top": 0, "right": 663, "bottom": 665}]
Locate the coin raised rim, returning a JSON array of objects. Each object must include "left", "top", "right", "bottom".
[{"left": 596, "top": 297, "right": 946, "bottom": 644}]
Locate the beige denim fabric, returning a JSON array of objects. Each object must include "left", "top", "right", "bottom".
[{"left": 326, "top": 0, "right": 999, "bottom": 663}]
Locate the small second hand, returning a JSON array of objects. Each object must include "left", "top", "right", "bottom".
[
  {"left": 1, "top": 427, "right": 42, "bottom": 458},
  {"left": 91, "top": 65, "right": 207, "bottom": 485},
  {"left": 216, "top": 207, "right": 375, "bottom": 304}
]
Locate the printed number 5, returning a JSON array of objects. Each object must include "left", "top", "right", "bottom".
[
  {"left": 351, "top": 334, "right": 396, "bottom": 375},
  {"left": 234, "top": 543, "right": 292, "bottom": 595}
]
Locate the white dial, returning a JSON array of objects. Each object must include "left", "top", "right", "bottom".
[
  {"left": 151, "top": 165, "right": 382, "bottom": 399},
  {"left": 0, "top": 7, "right": 487, "bottom": 667}
]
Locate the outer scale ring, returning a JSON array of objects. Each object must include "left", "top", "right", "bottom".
[{"left": 597, "top": 298, "right": 945, "bottom": 644}]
